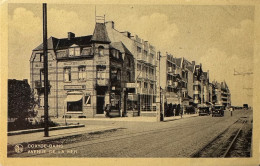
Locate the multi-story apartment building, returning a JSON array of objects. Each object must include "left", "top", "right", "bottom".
[
  {"left": 220, "top": 81, "right": 231, "bottom": 108},
  {"left": 161, "top": 54, "right": 182, "bottom": 106},
  {"left": 30, "top": 22, "right": 135, "bottom": 118},
  {"left": 212, "top": 81, "right": 231, "bottom": 108},
  {"left": 105, "top": 21, "right": 158, "bottom": 117}
]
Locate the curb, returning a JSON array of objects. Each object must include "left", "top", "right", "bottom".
[{"left": 8, "top": 124, "right": 85, "bottom": 136}]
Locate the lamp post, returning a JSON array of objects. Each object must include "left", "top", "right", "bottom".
[
  {"left": 157, "top": 51, "right": 164, "bottom": 122},
  {"left": 43, "top": 3, "right": 49, "bottom": 137}
]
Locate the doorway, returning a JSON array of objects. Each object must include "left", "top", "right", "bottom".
[{"left": 96, "top": 96, "right": 105, "bottom": 114}]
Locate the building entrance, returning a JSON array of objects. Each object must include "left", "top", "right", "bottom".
[{"left": 96, "top": 96, "right": 105, "bottom": 114}]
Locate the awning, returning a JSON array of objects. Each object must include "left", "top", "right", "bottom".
[
  {"left": 166, "top": 98, "right": 179, "bottom": 104},
  {"left": 64, "top": 95, "right": 83, "bottom": 102}
]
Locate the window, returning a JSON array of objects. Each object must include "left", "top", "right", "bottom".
[
  {"left": 137, "top": 46, "right": 142, "bottom": 53},
  {"left": 82, "top": 47, "right": 93, "bottom": 56},
  {"left": 98, "top": 46, "right": 104, "bottom": 56},
  {"left": 75, "top": 48, "right": 80, "bottom": 56},
  {"left": 137, "top": 81, "right": 142, "bottom": 88},
  {"left": 144, "top": 50, "right": 148, "bottom": 56},
  {"left": 144, "top": 82, "right": 148, "bottom": 88},
  {"left": 85, "top": 95, "right": 91, "bottom": 105},
  {"left": 69, "top": 48, "right": 74, "bottom": 57},
  {"left": 127, "top": 71, "right": 131, "bottom": 82},
  {"left": 40, "top": 69, "right": 44, "bottom": 83},
  {"left": 150, "top": 83, "right": 154, "bottom": 89},
  {"left": 128, "top": 58, "right": 131, "bottom": 67},
  {"left": 69, "top": 47, "right": 81, "bottom": 57},
  {"left": 67, "top": 99, "right": 82, "bottom": 111},
  {"left": 40, "top": 54, "right": 44, "bottom": 62},
  {"left": 78, "top": 66, "right": 86, "bottom": 81},
  {"left": 64, "top": 68, "right": 71, "bottom": 82},
  {"left": 117, "top": 69, "right": 121, "bottom": 80},
  {"left": 137, "top": 64, "right": 141, "bottom": 71}
]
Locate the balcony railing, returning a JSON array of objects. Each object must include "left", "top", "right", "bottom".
[
  {"left": 142, "top": 88, "right": 148, "bottom": 94},
  {"left": 137, "top": 53, "right": 147, "bottom": 62},
  {"left": 194, "top": 80, "right": 200, "bottom": 85},
  {"left": 194, "top": 90, "right": 200, "bottom": 94}
]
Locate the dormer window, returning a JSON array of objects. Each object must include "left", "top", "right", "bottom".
[
  {"left": 98, "top": 46, "right": 104, "bottom": 56},
  {"left": 69, "top": 45, "right": 81, "bottom": 57}
]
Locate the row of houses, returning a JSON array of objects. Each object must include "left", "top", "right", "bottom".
[
  {"left": 30, "top": 20, "right": 231, "bottom": 118},
  {"left": 160, "top": 54, "right": 231, "bottom": 114}
]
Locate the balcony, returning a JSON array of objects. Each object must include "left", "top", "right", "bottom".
[
  {"left": 96, "top": 78, "right": 109, "bottom": 86},
  {"left": 148, "top": 88, "right": 154, "bottom": 94},
  {"left": 194, "top": 90, "right": 200, "bottom": 94},
  {"left": 194, "top": 80, "right": 200, "bottom": 85},
  {"left": 142, "top": 88, "right": 148, "bottom": 94},
  {"left": 137, "top": 53, "right": 147, "bottom": 62}
]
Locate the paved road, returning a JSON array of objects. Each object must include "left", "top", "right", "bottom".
[{"left": 12, "top": 109, "right": 252, "bottom": 157}]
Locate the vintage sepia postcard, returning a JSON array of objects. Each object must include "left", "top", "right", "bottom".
[{"left": 0, "top": 0, "right": 260, "bottom": 166}]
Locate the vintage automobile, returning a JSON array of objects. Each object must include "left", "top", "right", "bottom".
[
  {"left": 212, "top": 105, "right": 225, "bottom": 117},
  {"left": 198, "top": 106, "right": 210, "bottom": 116}
]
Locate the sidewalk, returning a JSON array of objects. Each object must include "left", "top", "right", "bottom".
[
  {"left": 8, "top": 125, "right": 118, "bottom": 146},
  {"left": 55, "top": 113, "right": 199, "bottom": 123},
  {"left": 164, "top": 113, "right": 199, "bottom": 121}
]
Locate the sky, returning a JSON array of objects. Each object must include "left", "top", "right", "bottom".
[{"left": 8, "top": 4, "right": 254, "bottom": 106}]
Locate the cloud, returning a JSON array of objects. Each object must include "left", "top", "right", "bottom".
[
  {"left": 220, "top": 19, "right": 254, "bottom": 59},
  {"left": 47, "top": 8, "right": 94, "bottom": 38},
  {"left": 199, "top": 48, "right": 253, "bottom": 106},
  {"left": 8, "top": 8, "right": 42, "bottom": 80},
  {"left": 110, "top": 12, "right": 179, "bottom": 53},
  {"left": 8, "top": 7, "right": 93, "bottom": 80}
]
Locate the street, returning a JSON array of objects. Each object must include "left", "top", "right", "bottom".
[{"left": 10, "top": 109, "right": 252, "bottom": 158}]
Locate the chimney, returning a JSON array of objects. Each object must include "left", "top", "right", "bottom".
[
  {"left": 120, "top": 31, "right": 131, "bottom": 38},
  {"left": 192, "top": 61, "right": 195, "bottom": 65},
  {"left": 68, "top": 32, "right": 75, "bottom": 40},
  {"left": 105, "top": 21, "right": 114, "bottom": 29}
]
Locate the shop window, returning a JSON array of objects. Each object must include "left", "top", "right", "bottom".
[
  {"left": 67, "top": 99, "right": 83, "bottom": 112},
  {"left": 64, "top": 67, "right": 71, "bottom": 82},
  {"left": 78, "top": 66, "right": 86, "bottom": 81},
  {"left": 85, "top": 95, "right": 91, "bottom": 105}
]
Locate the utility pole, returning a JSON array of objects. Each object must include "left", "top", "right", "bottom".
[
  {"left": 43, "top": 3, "right": 49, "bottom": 137},
  {"left": 157, "top": 51, "right": 164, "bottom": 121}
]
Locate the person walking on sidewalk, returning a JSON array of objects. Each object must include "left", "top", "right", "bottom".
[
  {"left": 230, "top": 106, "right": 233, "bottom": 117},
  {"left": 180, "top": 107, "right": 183, "bottom": 118}
]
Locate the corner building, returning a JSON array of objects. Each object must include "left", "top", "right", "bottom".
[{"left": 30, "top": 23, "right": 135, "bottom": 118}]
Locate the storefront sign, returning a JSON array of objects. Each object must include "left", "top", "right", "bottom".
[
  {"left": 64, "top": 85, "right": 86, "bottom": 90},
  {"left": 64, "top": 61, "right": 86, "bottom": 66}
]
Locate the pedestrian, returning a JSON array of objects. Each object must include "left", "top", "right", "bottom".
[
  {"left": 230, "top": 106, "right": 233, "bottom": 117},
  {"left": 173, "top": 108, "right": 176, "bottom": 116},
  {"left": 180, "top": 107, "right": 183, "bottom": 118},
  {"left": 105, "top": 104, "right": 111, "bottom": 118}
]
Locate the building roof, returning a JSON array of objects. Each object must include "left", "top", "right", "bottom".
[
  {"left": 175, "top": 58, "right": 182, "bottom": 67},
  {"left": 203, "top": 72, "right": 208, "bottom": 79},
  {"left": 91, "top": 23, "right": 111, "bottom": 43},
  {"left": 110, "top": 42, "right": 132, "bottom": 55},
  {"left": 33, "top": 35, "right": 93, "bottom": 51}
]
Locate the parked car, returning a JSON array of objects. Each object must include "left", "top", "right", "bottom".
[
  {"left": 212, "top": 105, "right": 224, "bottom": 117},
  {"left": 198, "top": 106, "right": 210, "bottom": 116}
]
